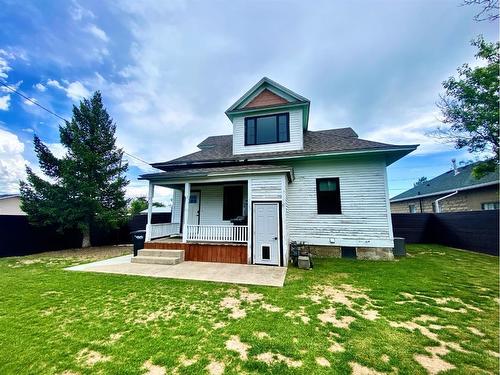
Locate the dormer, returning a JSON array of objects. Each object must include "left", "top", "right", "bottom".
[{"left": 225, "top": 77, "right": 310, "bottom": 155}]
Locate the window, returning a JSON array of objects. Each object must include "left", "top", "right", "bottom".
[
  {"left": 409, "top": 204, "right": 417, "bottom": 213},
  {"left": 316, "top": 178, "right": 341, "bottom": 214},
  {"left": 223, "top": 185, "right": 243, "bottom": 220},
  {"left": 481, "top": 202, "right": 499, "bottom": 210},
  {"left": 245, "top": 113, "right": 289, "bottom": 145}
]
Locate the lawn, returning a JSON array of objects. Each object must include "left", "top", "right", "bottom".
[{"left": 0, "top": 244, "right": 498, "bottom": 375}]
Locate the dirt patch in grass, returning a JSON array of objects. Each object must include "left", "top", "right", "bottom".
[
  {"left": 37, "top": 245, "right": 132, "bottom": 260},
  {"left": 328, "top": 342, "right": 345, "bottom": 353},
  {"left": 220, "top": 296, "right": 246, "bottom": 319},
  {"left": 285, "top": 306, "right": 311, "bottom": 324},
  {"left": 396, "top": 292, "right": 483, "bottom": 314},
  {"left": 315, "top": 357, "right": 331, "bottom": 367},
  {"left": 254, "top": 331, "right": 270, "bottom": 339},
  {"left": 256, "top": 352, "right": 302, "bottom": 368},
  {"left": 206, "top": 360, "right": 225, "bottom": 375},
  {"left": 142, "top": 360, "right": 166, "bottom": 375},
  {"left": 318, "top": 307, "right": 356, "bottom": 329},
  {"left": 349, "top": 362, "right": 384, "bottom": 375},
  {"left": 178, "top": 354, "right": 198, "bottom": 367},
  {"left": 225, "top": 335, "right": 250, "bottom": 360},
  {"left": 414, "top": 353, "right": 455, "bottom": 375},
  {"left": 76, "top": 349, "right": 110, "bottom": 367}
]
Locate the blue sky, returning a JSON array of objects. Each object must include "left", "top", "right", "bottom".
[{"left": 0, "top": 0, "right": 497, "bottom": 203}]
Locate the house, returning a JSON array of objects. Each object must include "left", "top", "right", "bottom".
[
  {"left": 391, "top": 161, "right": 499, "bottom": 213},
  {"left": 0, "top": 194, "right": 26, "bottom": 216},
  {"left": 138, "top": 77, "right": 417, "bottom": 265}
]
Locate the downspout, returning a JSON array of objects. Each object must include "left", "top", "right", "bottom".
[{"left": 434, "top": 191, "right": 458, "bottom": 213}]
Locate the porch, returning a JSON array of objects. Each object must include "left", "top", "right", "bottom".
[
  {"left": 145, "top": 238, "right": 248, "bottom": 264},
  {"left": 140, "top": 166, "right": 292, "bottom": 267}
]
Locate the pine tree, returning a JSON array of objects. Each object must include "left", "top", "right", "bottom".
[{"left": 20, "top": 92, "right": 129, "bottom": 247}]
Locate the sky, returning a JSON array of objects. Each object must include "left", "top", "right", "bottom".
[{"left": 0, "top": 0, "right": 497, "bottom": 204}]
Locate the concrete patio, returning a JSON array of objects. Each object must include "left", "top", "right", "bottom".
[{"left": 66, "top": 255, "right": 287, "bottom": 287}]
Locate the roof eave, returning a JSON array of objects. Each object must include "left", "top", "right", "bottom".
[
  {"left": 390, "top": 180, "right": 499, "bottom": 202},
  {"left": 151, "top": 145, "right": 418, "bottom": 170}
]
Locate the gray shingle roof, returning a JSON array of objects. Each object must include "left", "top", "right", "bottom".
[
  {"left": 391, "top": 162, "right": 499, "bottom": 201},
  {"left": 152, "top": 127, "right": 415, "bottom": 168}
]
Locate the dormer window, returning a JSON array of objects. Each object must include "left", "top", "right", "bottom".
[{"left": 245, "top": 113, "right": 289, "bottom": 146}]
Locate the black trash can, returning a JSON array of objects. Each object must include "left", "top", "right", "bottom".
[
  {"left": 130, "top": 230, "right": 146, "bottom": 256},
  {"left": 393, "top": 237, "right": 406, "bottom": 256}
]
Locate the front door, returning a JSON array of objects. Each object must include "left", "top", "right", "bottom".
[
  {"left": 188, "top": 192, "right": 200, "bottom": 225},
  {"left": 253, "top": 203, "right": 280, "bottom": 266}
]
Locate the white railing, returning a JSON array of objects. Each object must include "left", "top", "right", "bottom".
[
  {"left": 151, "top": 223, "right": 180, "bottom": 239},
  {"left": 186, "top": 225, "right": 248, "bottom": 243}
]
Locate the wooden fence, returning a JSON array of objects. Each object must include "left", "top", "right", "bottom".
[
  {"left": 0, "top": 212, "right": 171, "bottom": 257},
  {"left": 392, "top": 210, "right": 499, "bottom": 256}
]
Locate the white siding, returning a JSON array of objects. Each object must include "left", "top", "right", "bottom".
[
  {"left": 197, "top": 184, "right": 247, "bottom": 225},
  {"left": 232, "top": 109, "right": 304, "bottom": 155},
  {"left": 250, "top": 175, "right": 283, "bottom": 201},
  {"left": 286, "top": 158, "right": 394, "bottom": 248},
  {"left": 171, "top": 189, "right": 182, "bottom": 223}
]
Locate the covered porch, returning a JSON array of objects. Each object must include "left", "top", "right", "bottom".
[{"left": 140, "top": 165, "right": 293, "bottom": 266}]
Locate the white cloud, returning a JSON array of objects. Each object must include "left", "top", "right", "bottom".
[
  {"left": 23, "top": 98, "right": 37, "bottom": 106},
  {"left": 69, "top": 0, "right": 95, "bottom": 21},
  {"left": 0, "top": 95, "right": 10, "bottom": 111},
  {"left": 47, "top": 79, "right": 64, "bottom": 89},
  {"left": 47, "top": 143, "right": 66, "bottom": 159},
  {"left": 65, "top": 81, "right": 91, "bottom": 101},
  {"left": 22, "top": 128, "right": 34, "bottom": 133},
  {"left": 0, "top": 128, "right": 27, "bottom": 193},
  {"left": 34, "top": 83, "right": 46, "bottom": 92},
  {"left": 86, "top": 24, "right": 109, "bottom": 42},
  {"left": 46, "top": 78, "right": 90, "bottom": 101},
  {"left": 364, "top": 110, "right": 456, "bottom": 155}
]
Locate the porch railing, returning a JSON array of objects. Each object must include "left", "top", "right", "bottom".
[
  {"left": 151, "top": 223, "right": 181, "bottom": 239},
  {"left": 186, "top": 224, "right": 248, "bottom": 243}
]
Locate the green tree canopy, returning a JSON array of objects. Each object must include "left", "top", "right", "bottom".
[
  {"left": 413, "top": 176, "right": 428, "bottom": 187},
  {"left": 434, "top": 36, "right": 499, "bottom": 178},
  {"left": 20, "top": 92, "right": 129, "bottom": 247},
  {"left": 128, "top": 197, "right": 165, "bottom": 216}
]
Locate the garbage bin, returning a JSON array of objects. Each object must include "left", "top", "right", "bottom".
[
  {"left": 130, "top": 230, "right": 146, "bottom": 256},
  {"left": 393, "top": 237, "right": 406, "bottom": 256}
]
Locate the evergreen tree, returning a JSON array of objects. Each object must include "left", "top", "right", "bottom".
[{"left": 20, "top": 92, "right": 129, "bottom": 247}]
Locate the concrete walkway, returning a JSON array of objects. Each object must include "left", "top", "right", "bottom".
[{"left": 66, "top": 255, "right": 287, "bottom": 287}]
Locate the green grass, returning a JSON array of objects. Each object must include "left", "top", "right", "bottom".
[{"left": 0, "top": 244, "right": 498, "bottom": 374}]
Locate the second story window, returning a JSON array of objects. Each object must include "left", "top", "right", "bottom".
[{"left": 245, "top": 113, "right": 289, "bottom": 146}]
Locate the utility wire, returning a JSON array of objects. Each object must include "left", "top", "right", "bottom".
[
  {"left": 0, "top": 80, "right": 67, "bottom": 122},
  {"left": 0, "top": 79, "right": 153, "bottom": 167}
]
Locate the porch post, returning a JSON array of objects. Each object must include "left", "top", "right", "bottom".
[
  {"left": 145, "top": 182, "right": 155, "bottom": 242},
  {"left": 182, "top": 182, "right": 191, "bottom": 243},
  {"left": 247, "top": 178, "right": 252, "bottom": 264}
]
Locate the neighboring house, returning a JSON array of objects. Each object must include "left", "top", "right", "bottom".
[
  {"left": 139, "top": 77, "right": 417, "bottom": 265},
  {"left": 391, "top": 162, "right": 499, "bottom": 213},
  {"left": 0, "top": 194, "right": 26, "bottom": 216}
]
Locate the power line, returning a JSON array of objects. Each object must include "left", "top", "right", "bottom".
[
  {"left": 0, "top": 79, "right": 153, "bottom": 168},
  {"left": 0, "top": 80, "right": 67, "bottom": 122}
]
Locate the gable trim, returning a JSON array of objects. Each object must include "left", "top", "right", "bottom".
[{"left": 226, "top": 77, "right": 309, "bottom": 114}]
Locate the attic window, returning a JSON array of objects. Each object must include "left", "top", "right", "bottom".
[{"left": 245, "top": 113, "right": 289, "bottom": 146}]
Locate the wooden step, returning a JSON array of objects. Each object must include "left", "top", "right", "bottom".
[
  {"left": 131, "top": 255, "right": 181, "bottom": 265},
  {"left": 138, "top": 249, "right": 184, "bottom": 261}
]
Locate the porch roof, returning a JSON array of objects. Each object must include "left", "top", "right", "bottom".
[{"left": 139, "top": 164, "right": 294, "bottom": 182}]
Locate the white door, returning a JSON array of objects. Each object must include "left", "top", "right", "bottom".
[
  {"left": 253, "top": 203, "right": 280, "bottom": 266},
  {"left": 187, "top": 192, "right": 200, "bottom": 225}
]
